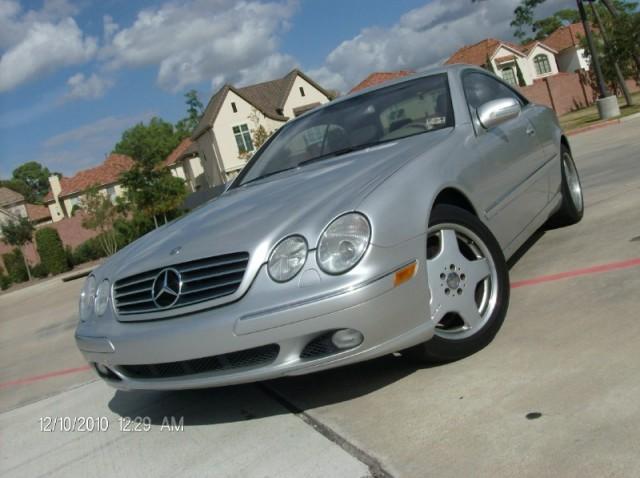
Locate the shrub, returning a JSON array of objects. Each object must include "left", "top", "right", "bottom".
[
  {"left": 1, "top": 248, "right": 28, "bottom": 283},
  {"left": 72, "top": 237, "right": 107, "bottom": 265},
  {"left": 0, "top": 273, "right": 11, "bottom": 290},
  {"left": 35, "top": 227, "right": 70, "bottom": 275},
  {"left": 65, "top": 245, "right": 75, "bottom": 268},
  {"left": 31, "top": 262, "right": 49, "bottom": 278}
]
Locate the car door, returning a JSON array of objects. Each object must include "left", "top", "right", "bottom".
[{"left": 461, "top": 71, "right": 548, "bottom": 249}]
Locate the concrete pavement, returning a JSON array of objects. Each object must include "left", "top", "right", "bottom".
[{"left": 1, "top": 118, "right": 639, "bottom": 477}]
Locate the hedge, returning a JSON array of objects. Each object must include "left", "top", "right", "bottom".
[
  {"left": 0, "top": 265, "right": 11, "bottom": 290},
  {"left": 1, "top": 248, "right": 28, "bottom": 283},
  {"left": 35, "top": 227, "right": 70, "bottom": 275}
]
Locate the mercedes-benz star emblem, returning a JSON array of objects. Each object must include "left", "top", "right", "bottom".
[{"left": 152, "top": 268, "right": 182, "bottom": 308}]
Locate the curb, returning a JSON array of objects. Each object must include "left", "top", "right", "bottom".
[
  {"left": 565, "top": 111, "right": 640, "bottom": 136},
  {"left": 565, "top": 118, "right": 620, "bottom": 136}
]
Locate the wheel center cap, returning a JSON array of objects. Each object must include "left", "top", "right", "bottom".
[{"left": 446, "top": 272, "right": 460, "bottom": 290}]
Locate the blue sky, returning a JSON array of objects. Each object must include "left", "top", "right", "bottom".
[{"left": 0, "top": 0, "right": 572, "bottom": 178}]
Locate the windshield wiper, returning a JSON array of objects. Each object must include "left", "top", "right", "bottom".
[
  {"left": 298, "top": 141, "right": 381, "bottom": 167},
  {"left": 241, "top": 166, "right": 299, "bottom": 186},
  {"left": 242, "top": 141, "right": 383, "bottom": 186}
]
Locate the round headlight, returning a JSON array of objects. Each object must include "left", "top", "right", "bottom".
[
  {"left": 94, "top": 279, "right": 111, "bottom": 317},
  {"left": 268, "top": 235, "right": 308, "bottom": 282},
  {"left": 79, "top": 275, "right": 96, "bottom": 320},
  {"left": 317, "top": 213, "right": 370, "bottom": 274}
]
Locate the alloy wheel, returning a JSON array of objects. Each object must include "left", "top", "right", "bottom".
[{"left": 426, "top": 223, "right": 499, "bottom": 340}]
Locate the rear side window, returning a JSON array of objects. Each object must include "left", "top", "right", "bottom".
[{"left": 463, "top": 72, "right": 528, "bottom": 110}]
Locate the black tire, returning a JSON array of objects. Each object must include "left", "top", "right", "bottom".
[
  {"left": 406, "top": 204, "right": 510, "bottom": 363},
  {"left": 549, "top": 145, "right": 584, "bottom": 227}
]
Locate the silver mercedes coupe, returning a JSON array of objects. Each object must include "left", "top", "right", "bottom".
[{"left": 75, "top": 64, "right": 583, "bottom": 390}]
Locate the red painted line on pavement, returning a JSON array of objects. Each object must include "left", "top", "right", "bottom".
[
  {"left": 0, "top": 365, "right": 92, "bottom": 390},
  {"left": 511, "top": 257, "right": 640, "bottom": 289},
  {"left": 2, "top": 258, "right": 639, "bottom": 390}
]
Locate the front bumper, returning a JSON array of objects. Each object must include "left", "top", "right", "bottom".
[{"left": 76, "top": 234, "right": 434, "bottom": 390}]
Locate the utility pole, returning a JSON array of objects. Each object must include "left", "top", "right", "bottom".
[
  {"left": 588, "top": 0, "right": 633, "bottom": 105},
  {"left": 576, "top": 0, "right": 620, "bottom": 118}
]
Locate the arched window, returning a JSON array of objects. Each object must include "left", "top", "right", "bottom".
[{"left": 534, "top": 54, "right": 551, "bottom": 75}]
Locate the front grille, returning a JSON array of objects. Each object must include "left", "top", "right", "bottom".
[
  {"left": 300, "top": 332, "right": 340, "bottom": 360},
  {"left": 113, "top": 252, "right": 249, "bottom": 315},
  {"left": 118, "top": 344, "right": 279, "bottom": 379}
]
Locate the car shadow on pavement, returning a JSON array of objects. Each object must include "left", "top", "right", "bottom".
[
  {"left": 507, "top": 228, "right": 546, "bottom": 270},
  {"left": 108, "top": 353, "right": 427, "bottom": 427}
]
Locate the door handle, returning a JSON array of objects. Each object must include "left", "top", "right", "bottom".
[{"left": 526, "top": 126, "right": 536, "bottom": 136}]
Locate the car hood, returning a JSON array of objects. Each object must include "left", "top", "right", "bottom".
[{"left": 101, "top": 129, "right": 452, "bottom": 280}]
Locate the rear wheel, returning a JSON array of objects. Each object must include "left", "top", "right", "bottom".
[
  {"left": 407, "top": 205, "right": 510, "bottom": 363},
  {"left": 550, "top": 145, "right": 583, "bottom": 226}
]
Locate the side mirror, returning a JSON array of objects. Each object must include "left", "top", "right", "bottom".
[{"left": 476, "top": 97, "right": 521, "bottom": 129}]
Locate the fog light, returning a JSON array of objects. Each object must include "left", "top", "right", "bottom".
[{"left": 331, "top": 329, "right": 364, "bottom": 349}]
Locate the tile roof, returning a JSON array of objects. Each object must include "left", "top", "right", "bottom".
[
  {"left": 541, "top": 23, "right": 586, "bottom": 52},
  {"left": 164, "top": 138, "right": 195, "bottom": 167},
  {"left": 0, "top": 187, "right": 25, "bottom": 207},
  {"left": 349, "top": 70, "right": 415, "bottom": 94},
  {"left": 445, "top": 38, "right": 525, "bottom": 66},
  {"left": 25, "top": 203, "right": 51, "bottom": 222},
  {"left": 44, "top": 154, "right": 134, "bottom": 202},
  {"left": 192, "top": 69, "right": 332, "bottom": 139}
]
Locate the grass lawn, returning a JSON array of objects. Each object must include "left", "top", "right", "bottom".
[{"left": 559, "top": 91, "right": 640, "bottom": 131}]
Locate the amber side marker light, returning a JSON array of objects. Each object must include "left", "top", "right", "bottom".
[{"left": 394, "top": 261, "right": 417, "bottom": 287}]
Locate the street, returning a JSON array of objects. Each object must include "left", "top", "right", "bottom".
[{"left": 1, "top": 118, "right": 640, "bottom": 478}]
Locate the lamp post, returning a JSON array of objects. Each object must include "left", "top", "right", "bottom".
[{"left": 577, "top": 0, "right": 620, "bottom": 118}]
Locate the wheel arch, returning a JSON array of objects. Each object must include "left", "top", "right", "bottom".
[
  {"left": 560, "top": 135, "right": 571, "bottom": 154},
  {"left": 432, "top": 187, "right": 478, "bottom": 217}
]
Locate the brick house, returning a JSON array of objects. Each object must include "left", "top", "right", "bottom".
[
  {"left": 192, "top": 69, "right": 333, "bottom": 185},
  {"left": 43, "top": 154, "right": 134, "bottom": 222},
  {"left": 541, "top": 23, "right": 590, "bottom": 72},
  {"left": 445, "top": 38, "right": 560, "bottom": 87}
]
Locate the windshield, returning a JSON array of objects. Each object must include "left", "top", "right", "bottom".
[{"left": 236, "top": 73, "right": 453, "bottom": 186}]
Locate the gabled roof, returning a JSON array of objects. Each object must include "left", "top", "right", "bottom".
[
  {"left": 445, "top": 38, "right": 525, "bottom": 67},
  {"left": 164, "top": 138, "right": 196, "bottom": 167},
  {"left": 541, "top": 23, "right": 586, "bottom": 52},
  {"left": 349, "top": 70, "right": 415, "bottom": 94},
  {"left": 44, "top": 154, "right": 134, "bottom": 202},
  {"left": 521, "top": 41, "right": 558, "bottom": 56},
  {"left": 0, "top": 187, "right": 24, "bottom": 207},
  {"left": 192, "top": 69, "right": 332, "bottom": 139}
]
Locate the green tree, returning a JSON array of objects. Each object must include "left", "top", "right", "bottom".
[
  {"left": 114, "top": 118, "right": 187, "bottom": 228},
  {"left": 12, "top": 162, "right": 54, "bottom": 200},
  {"left": 81, "top": 186, "right": 123, "bottom": 256},
  {"left": 35, "top": 227, "right": 70, "bottom": 275},
  {"left": 175, "top": 89, "right": 204, "bottom": 137},
  {"left": 0, "top": 216, "right": 34, "bottom": 281},
  {"left": 0, "top": 178, "right": 35, "bottom": 203}
]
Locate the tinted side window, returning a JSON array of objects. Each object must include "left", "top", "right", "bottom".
[{"left": 463, "top": 72, "right": 526, "bottom": 110}]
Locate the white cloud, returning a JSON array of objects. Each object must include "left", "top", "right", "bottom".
[
  {"left": 103, "top": 14, "right": 118, "bottom": 41},
  {"left": 0, "top": 1, "right": 97, "bottom": 92},
  {"left": 64, "top": 72, "right": 113, "bottom": 100},
  {"left": 310, "top": 0, "right": 574, "bottom": 92},
  {"left": 40, "top": 111, "right": 155, "bottom": 174},
  {"left": 101, "top": 0, "right": 297, "bottom": 92}
]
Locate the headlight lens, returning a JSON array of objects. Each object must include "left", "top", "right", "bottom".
[
  {"left": 317, "top": 213, "right": 370, "bottom": 274},
  {"left": 79, "top": 275, "right": 96, "bottom": 320},
  {"left": 268, "top": 235, "right": 308, "bottom": 282},
  {"left": 94, "top": 279, "right": 111, "bottom": 317}
]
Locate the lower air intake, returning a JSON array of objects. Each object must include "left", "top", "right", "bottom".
[{"left": 118, "top": 344, "right": 279, "bottom": 379}]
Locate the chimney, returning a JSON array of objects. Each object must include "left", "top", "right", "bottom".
[{"left": 48, "top": 175, "right": 61, "bottom": 199}]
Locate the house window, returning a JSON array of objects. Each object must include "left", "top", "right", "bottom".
[
  {"left": 231, "top": 102, "right": 238, "bottom": 113},
  {"left": 299, "top": 86, "right": 305, "bottom": 97},
  {"left": 534, "top": 54, "right": 551, "bottom": 75},
  {"left": 106, "top": 186, "right": 117, "bottom": 202},
  {"left": 501, "top": 67, "right": 517, "bottom": 87},
  {"left": 233, "top": 124, "right": 254, "bottom": 154}
]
